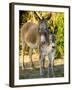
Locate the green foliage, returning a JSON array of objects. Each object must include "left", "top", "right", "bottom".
[
  {"left": 19, "top": 11, "right": 64, "bottom": 58},
  {"left": 56, "top": 13, "right": 64, "bottom": 57}
]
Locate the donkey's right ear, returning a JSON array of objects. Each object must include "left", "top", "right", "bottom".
[
  {"left": 54, "top": 26, "right": 58, "bottom": 34},
  {"left": 33, "top": 11, "right": 41, "bottom": 21},
  {"left": 45, "top": 12, "right": 52, "bottom": 20}
]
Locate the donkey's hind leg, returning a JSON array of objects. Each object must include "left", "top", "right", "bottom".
[
  {"left": 29, "top": 48, "right": 35, "bottom": 68},
  {"left": 22, "top": 42, "right": 26, "bottom": 70}
]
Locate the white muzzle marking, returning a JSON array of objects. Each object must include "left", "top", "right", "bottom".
[
  {"left": 41, "top": 35, "right": 46, "bottom": 43},
  {"left": 52, "top": 43, "right": 56, "bottom": 47}
]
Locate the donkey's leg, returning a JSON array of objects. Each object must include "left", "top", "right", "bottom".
[
  {"left": 48, "top": 59, "right": 50, "bottom": 78},
  {"left": 39, "top": 54, "right": 45, "bottom": 77},
  {"left": 48, "top": 55, "right": 51, "bottom": 78},
  {"left": 43, "top": 58, "right": 45, "bottom": 75},
  {"left": 29, "top": 48, "right": 34, "bottom": 68},
  {"left": 51, "top": 59, "right": 55, "bottom": 77},
  {"left": 39, "top": 48, "right": 43, "bottom": 77},
  {"left": 22, "top": 42, "right": 26, "bottom": 70},
  {"left": 22, "top": 45, "right": 25, "bottom": 70},
  {"left": 40, "top": 57, "right": 43, "bottom": 77}
]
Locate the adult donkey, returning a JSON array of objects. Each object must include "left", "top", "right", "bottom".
[{"left": 21, "top": 12, "right": 51, "bottom": 70}]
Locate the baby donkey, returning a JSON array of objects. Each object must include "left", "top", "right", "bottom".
[{"left": 39, "top": 27, "right": 57, "bottom": 77}]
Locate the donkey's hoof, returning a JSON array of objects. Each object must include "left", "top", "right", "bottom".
[
  {"left": 40, "top": 74, "right": 45, "bottom": 78},
  {"left": 52, "top": 73, "right": 55, "bottom": 77},
  {"left": 47, "top": 75, "right": 50, "bottom": 78},
  {"left": 22, "top": 65, "right": 25, "bottom": 70},
  {"left": 40, "top": 75, "right": 44, "bottom": 78},
  {"left": 31, "top": 64, "right": 35, "bottom": 69},
  {"left": 53, "top": 75, "right": 55, "bottom": 78},
  {"left": 22, "top": 67, "right": 24, "bottom": 70}
]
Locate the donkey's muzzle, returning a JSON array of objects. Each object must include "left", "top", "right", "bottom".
[
  {"left": 41, "top": 41, "right": 46, "bottom": 45},
  {"left": 52, "top": 46, "right": 56, "bottom": 48}
]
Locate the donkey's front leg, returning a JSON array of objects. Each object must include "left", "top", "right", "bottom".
[
  {"left": 39, "top": 54, "right": 45, "bottom": 77},
  {"left": 48, "top": 54, "right": 52, "bottom": 78},
  {"left": 51, "top": 59, "right": 55, "bottom": 77},
  {"left": 48, "top": 59, "right": 50, "bottom": 78},
  {"left": 29, "top": 48, "right": 34, "bottom": 68}
]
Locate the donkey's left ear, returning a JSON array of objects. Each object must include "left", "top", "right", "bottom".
[
  {"left": 34, "top": 11, "right": 41, "bottom": 21},
  {"left": 45, "top": 13, "right": 52, "bottom": 20},
  {"left": 54, "top": 26, "right": 58, "bottom": 34}
]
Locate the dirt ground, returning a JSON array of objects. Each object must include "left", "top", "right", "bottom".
[{"left": 19, "top": 53, "right": 64, "bottom": 79}]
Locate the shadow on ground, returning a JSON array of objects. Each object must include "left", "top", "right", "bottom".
[{"left": 19, "top": 61, "right": 64, "bottom": 79}]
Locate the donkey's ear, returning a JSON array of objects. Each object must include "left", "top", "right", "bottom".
[
  {"left": 34, "top": 11, "right": 41, "bottom": 21},
  {"left": 54, "top": 26, "right": 58, "bottom": 34},
  {"left": 45, "top": 13, "right": 52, "bottom": 20}
]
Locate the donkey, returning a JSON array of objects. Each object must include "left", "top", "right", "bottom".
[
  {"left": 39, "top": 26, "right": 57, "bottom": 77},
  {"left": 21, "top": 12, "right": 51, "bottom": 70}
]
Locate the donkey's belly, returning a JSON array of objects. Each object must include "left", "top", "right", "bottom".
[{"left": 26, "top": 42, "right": 38, "bottom": 49}]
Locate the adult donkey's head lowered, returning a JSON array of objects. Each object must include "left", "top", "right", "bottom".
[{"left": 21, "top": 12, "right": 51, "bottom": 70}]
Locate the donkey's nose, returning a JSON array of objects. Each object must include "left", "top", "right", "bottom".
[
  {"left": 52, "top": 46, "right": 55, "bottom": 48},
  {"left": 41, "top": 35, "right": 46, "bottom": 42},
  {"left": 41, "top": 41, "right": 46, "bottom": 45}
]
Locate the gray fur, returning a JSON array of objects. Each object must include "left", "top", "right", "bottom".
[{"left": 39, "top": 30, "right": 57, "bottom": 77}]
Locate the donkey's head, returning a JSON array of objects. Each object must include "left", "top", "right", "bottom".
[
  {"left": 34, "top": 12, "right": 51, "bottom": 45},
  {"left": 48, "top": 26, "right": 58, "bottom": 49}
]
